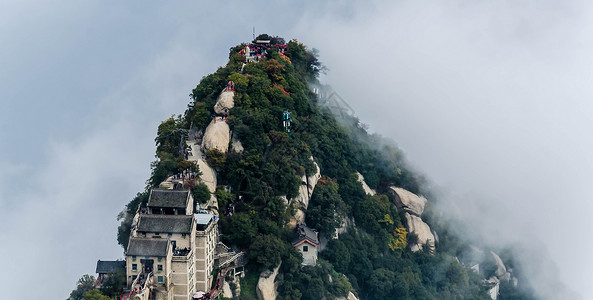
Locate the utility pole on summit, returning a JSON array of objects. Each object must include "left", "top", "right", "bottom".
[{"left": 253, "top": 26, "right": 255, "bottom": 40}]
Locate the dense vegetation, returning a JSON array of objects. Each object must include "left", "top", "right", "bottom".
[{"left": 101, "top": 35, "right": 536, "bottom": 300}]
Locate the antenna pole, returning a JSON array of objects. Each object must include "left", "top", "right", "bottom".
[{"left": 253, "top": 26, "right": 255, "bottom": 40}]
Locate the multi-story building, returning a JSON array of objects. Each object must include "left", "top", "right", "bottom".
[{"left": 125, "top": 189, "right": 218, "bottom": 300}]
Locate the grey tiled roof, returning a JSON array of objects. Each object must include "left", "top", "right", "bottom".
[
  {"left": 127, "top": 238, "right": 170, "bottom": 257},
  {"left": 96, "top": 260, "right": 125, "bottom": 274},
  {"left": 147, "top": 189, "right": 190, "bottom": 208},
  {"left": 137, "top": 215, "right": 193, "bottom": 234},
  {"left": 292, "top": 224, "right": 319, "bottom": 246}
]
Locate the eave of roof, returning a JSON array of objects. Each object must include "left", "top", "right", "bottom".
[{"left": 293, "top": 238, "right": 319, "bottom": 247}]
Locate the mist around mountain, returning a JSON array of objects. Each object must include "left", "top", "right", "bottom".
[{"left": 70, "top": 35, "right": 536, "bottom": 300}]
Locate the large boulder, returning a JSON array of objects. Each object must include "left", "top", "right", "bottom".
[
  {"left": 256, "top": 264, "right": 280, "bottom": 300},
  {"left": 213, "top": 90, "right": 235, "bottom": 115},
  {"left": 202, "top": 119, "right": 230, "bottom": 153},
  {"left": 356, "top": 172, "right": 376, "bottom": 196},
  {"left": 490, "top": 251, "right": 511, "bottom": 281},
  {"left": 404, "top": 212, "right": 435, "bottom": 252},
  {"left": 389, "top": 187, "right": 427, "bottom": 216}
]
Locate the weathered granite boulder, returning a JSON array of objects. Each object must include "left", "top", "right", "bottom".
[
  {"left": 213, "top": 90, "right": 235, "bottom": 115},
  {"left": 294, "top": 159, "right": 321, "bottom": 209},
  {"left": 485, "top": 276, "right": 500, "bottom": 300},
  {"left": 404, "top": 212, "right": 435, "bottom": 252},
  {"left": 231, "top": 133, "right": 244, "bottom": 153},
  {"left": 357, "top": 172, "right": 376, "bottom": 196},
  {"left": 389, "top": 187, "right": 427, "bottom": 216},
  {"left": 490, "top": 251, "right": 509, "bottom": 280},
  {"left": 202, "top": 119, "right": 230, "bottom": 153},
  {"left": 337, "top": 292, "right": 360, "bottom": 300},
  {"left": 257, "top": 264, "right": 280, "bottom": 300}
]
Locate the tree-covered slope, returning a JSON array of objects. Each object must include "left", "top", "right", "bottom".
[{"left": 109, "top": 35, "right": 534, "bottom": 300}]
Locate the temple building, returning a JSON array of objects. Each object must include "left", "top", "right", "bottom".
[{"left": 124, "top": 189, "right": 219, "bottom": 300}]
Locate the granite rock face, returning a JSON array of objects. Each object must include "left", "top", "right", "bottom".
[
  {"left": 389, "top": 187, "right": 427, "bottom": 216},
  {"left": 202, "top": 119, "right": 230, "bottom": 153},
  {"left": 294, "top": 159, "right": 321, "bottom": 209},
  {"left": 213, "top": 90, "right": 235, "bottom": 115},
  {"left": 357, "top": 172, "right": 376, "bottom": 196},
  {"left": 256, "top": 264, "right": 280, "bottom": 300},
  {"left": 404, "top": 212, "right": 435, "bottom": 252}
]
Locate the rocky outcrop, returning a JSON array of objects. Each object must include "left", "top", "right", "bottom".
[
  {"left": 389, "top": 187, "right": 427, "bottom": 216},
  {"left": 256, "top": 264, "right": 280, "bottom": 300},
  {"left": 356, "top": 172, "right": 376, "bottom": 196},
  {"left": 335, "top": 216, "right": 353, "bottom": 238},
  {"left": 389, "top": 187, "right": 435, "bottom": 252},
  {"left": 202, "top": 119, "right": 230, "bottom": 153},
  {"left": 404, "top": 212, "right": 435, "bottom": 252},
  {"left": 485, "top": 276, "right": 500, "bottom": 300},
  {"left": 337, "top": 292, "right": 360, "bottom": 300},
  {"left": 231, "top": 132, "right": 244, "bottom": 153},
  {"left": 490, "top": 251, "right": 507, "bottom": 278},
  {"left": 294, "top": 159, "right": 321, "bottom": 209},
  {"left": 213, "top": 90, "right": 235, "bottom": 115},
  {"left": 490, "top": 251, "right": 512, "bottom": 282},
  {"left": 222, "top": 276, "right": 240, "bottom": 299},
  {"left": 288, "top": 208, "right": 305, "bottom": 229}
]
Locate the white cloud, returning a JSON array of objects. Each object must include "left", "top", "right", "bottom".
[{"left": 294, "top": 1, "right": 593, "bottom": 298}]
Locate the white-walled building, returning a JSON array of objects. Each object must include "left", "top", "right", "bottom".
[
  {"left": 292, "top": 224, "right": 319, "bottom": 266},
  {"left": 125, "top": 189, "right": 219, "bottom": 300}
]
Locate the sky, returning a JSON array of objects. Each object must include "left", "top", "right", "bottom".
[{"left": 0, "top": 1, "right": 591, "bottom": 299}]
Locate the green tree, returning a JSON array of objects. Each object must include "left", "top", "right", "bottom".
[
  {"left": 215, "top": 189, "right": 234, "bottom": 213},
  {"left": 248, "top": 234, "right": 286, "bottom": 270},
  {"left": 81, "top": 289, "right": 110, "bottom": 300},
  {"left": 99, "top": 269, "right": 126, "bottom": 298},
  {"left": 67, "top": 274, "right": 97, "bottom": 300},
  {"left": 367, "top": 268, "right": 398, "bottom": 300},
  {"left": 228, "top": 73, "right": 249, "bottom": 93},
  {"left": 117, "top": 192, "right": 149, "bottom": 249},
  {"left": 321, "top": 239, "right": 351, "bottom": 273},
  {"left": 189, "top": 101, "right": 211, "bottom": 129},
  {"left": 205, "top": 148, "right": 226, "bottom": 169},
  {"left": 220, "top": 212, "right": 257, "bottom": 248},
  {"left": 155, "top": 115, "right": 185, "bottom": 156},
  {"left": 305, "top": 178, "right": 347, "bottom": 236},
  {"left": 192, "top": 182, "right": 211, "bottom": 205}
]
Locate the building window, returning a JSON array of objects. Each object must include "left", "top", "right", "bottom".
[
  {"left": 168, "top": 233, "right": 172, "bottom": 237},
  {"left": 158, "top": 265, "right": 163, "bottom": 272},
  {"left": 158, "top": 276, "right": 164, "bottom": 283},
  {"left": 303, "top": 246, "right": 308, "bottom": 252},
  {"left": 132, "top": 264, "right": 137, "bottom": 271},
  {"left": 182, "top": 234, "right": 186, "bottom": 238},
  {"left": 158, "top": 257, "right": 162, "bottom": 262},
  {"left": 132, "top": 256, "right": 136, "bottom": 262}
]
